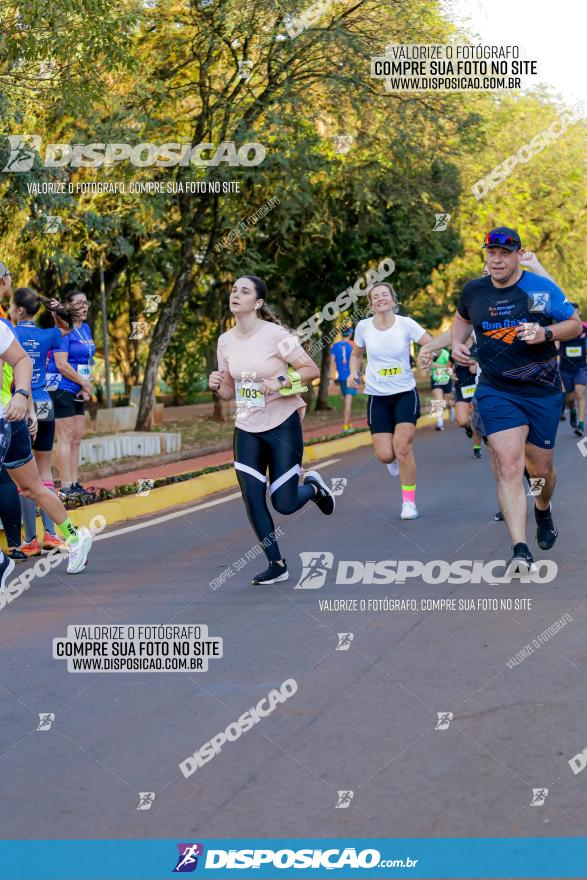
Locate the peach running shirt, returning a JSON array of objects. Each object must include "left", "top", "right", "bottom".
[{"left": 217, "top": 321, "right": 311, "bottom": 433}]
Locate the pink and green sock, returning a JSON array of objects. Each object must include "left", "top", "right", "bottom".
[{"left": 401, "top": 484, "right": 416, "bottom": 504}]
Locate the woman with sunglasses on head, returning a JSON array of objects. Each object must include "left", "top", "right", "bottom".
[
  {"left": 349, "top": 282, "right": 435, "bottom": 520},
  {"left": 10, "top": 288, "right": 72, "bottom": 555},
  {"left": 208, "top": 275, "right": 335, "bottom": 585},
  {"left": 47, "top": 290, "right": 95, "bottom": 499}
]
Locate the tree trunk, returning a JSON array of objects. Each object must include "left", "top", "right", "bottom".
[
  {"left": 135, "top": 240, "right": 195, "bottom": 429},
  {"left": 314, "top": 334, "right": 332, "bottom": 411},
  {"left": 205, "top": 345, "right": 225, "bottom": 422},
  {"left": 211, "top": 395, "right": 224, "bottom": 421}
]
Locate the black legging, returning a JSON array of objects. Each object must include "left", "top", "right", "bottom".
[
  {"left": 0, "top": 465, "right": 22, "bottom": 549},
  {"left": 233, "top": 411, "right": 315, "bottom": 562}
]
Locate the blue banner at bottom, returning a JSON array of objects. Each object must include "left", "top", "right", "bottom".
[{"left": 2, "top": 838, "right": 587, "bottom": 879}]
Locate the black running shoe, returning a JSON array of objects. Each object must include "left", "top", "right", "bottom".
[
  {"left": 72, "top": 482, "right": 93, "bottom": 496},
  {"left": 473, "top": 447, "right": 483, "bottom": 459},
  {"left": 0, "top": 554, "right": 15, "bottom": 592},
  {"left": 506, "top": 543, "right": 536, "bottom": 578},
  {"left": 303, "top": 470, "right": 335, "bottom": 515},
  {"left": 570, "top": 407, "right": 578, "bottom": 428},
  {"left": 465, "top": 425, "right": 473, "bottom": 439},
  {"left": 574, "top": 424, "right": 584, "bottom": 437},
  {"left": 7, "top": 549, "right": 27, "bottom": 562},
  {"left": 252, "top": 559, "right": 288, "bottom": 585},
  {"left": 493, "top": 511, "right": 504, "bottom": 521},
  {"left": 535, "top": 505, "right": 558, "bottom": 550}
]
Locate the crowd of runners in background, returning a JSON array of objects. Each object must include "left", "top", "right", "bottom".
[
  {"left": 0, "top": 261, "right": 93, "bottom": 589},
  {"left": 0, "top": 226, "right": 581, "bottom": 593}
]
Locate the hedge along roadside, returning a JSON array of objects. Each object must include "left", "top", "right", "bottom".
[{"left": 277, "top": 256, "right": 395, "bottom": 357}]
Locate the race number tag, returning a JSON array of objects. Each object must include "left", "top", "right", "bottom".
[
  {"left": 34, "top": 398, "right": 54, "bottom": 420},
  {"left": 46, "top": 372, "right": 60, "bottom": 391},
  {"left": 460, "top": 384, "right": 476, "bottom": 400},
  {"left": 565, "top": 346, "right": 581, "bottom": 357},
  {"left": 236, "top": 381, "right": 265, "bottom": 407},
  {"left": 378, "top": 364, "right": 403, "bottom": 378},
  {"left": 77, "top": 364, "right": 92, "bottom": 379}
]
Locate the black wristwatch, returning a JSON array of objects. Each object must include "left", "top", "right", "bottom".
[
  {"left": 544, "top": 327, "right": 554, "bottom": 342},
  {"left": 15, "top": 389, "right": 30, "bottom": 399}
]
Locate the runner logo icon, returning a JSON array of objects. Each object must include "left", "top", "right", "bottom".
[
  {"left": 336, "top": 632, "right": 354, "bottom": 651},
  {"left": 173, "top": 843, "right": 204, "bottom": 872},
  {"left": 335, "top": 790, "right": 354, "bottom": 808},
  {"left": 2, "top": 135, "right": 41, "bottom": 172},
  {"left": 528, "top": 292, "right": 549, "bottom": 313},
  {"left": 527, "top": 477, "right": 546, "bottom": 497},
  {"left": 293, "top": 552, "right": 334, "bottom": 589},
  {"left": 36, "top": 712, "right": 55, "bottom": 731},
  {"left": 136, "top": 792, "right": 155, "bottom": 810},
  {"left": 530, "top": 788, "right": 548, "bottom": 806},
  {"left": 331, "top": 477, "right": 347, "bottom": 496},
  {"left": 433, "top": 213, "right": 451, "bottom": 231},
  {"left": 435, "top": 712, "right": 453, "bottom": 730}
]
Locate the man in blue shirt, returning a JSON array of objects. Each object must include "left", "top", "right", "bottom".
[
  {"left": 330, "top": 327, "right": 356, "bottom": 432},
  {"left": 452, "top": 227, "right": 581, "bottom": 576}
]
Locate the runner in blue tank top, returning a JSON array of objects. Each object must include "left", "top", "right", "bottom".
[{"left": 10, "top": 288, "right": 70, "bottom": 554}]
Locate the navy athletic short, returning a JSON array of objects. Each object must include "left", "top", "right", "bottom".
[
  {"left": 430, "top": 377, "right": 453, "bottom": 393},
  {"left": 474, "top": 384, "right": 563, "bottom": 450},
  {"left": 3, "top": 418, "right": 34, "bottom": 469},
  {"left": 367, "top": 388, "right": 420, "bottom": 434},
  {"left": 454, "top": 380, "right": 477, "bottom": 404},
  {"left": 560, "top": 367, "right": 587, "bottom": 393}
]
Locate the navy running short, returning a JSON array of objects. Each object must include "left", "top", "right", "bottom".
[
  {"left": 471, "top": 397, "right": 487, "bottom": 442},
  {"left": 3, "top": 418, "right": 34, "bottom": 469},
  {"left": 367, "top": 388, "right": 420, "bottom": 434},
  {"left": 454, "top": 380, "right": 477, "bottom": 404},
  {"left": 560, "top": 367, "right": 587, "bottom": 393},
  {"left": 474, "top": 384, "right": 563, "bottom": 450},
  {"left": 430, "top": 377, "right": 453, "bottom": 393}
]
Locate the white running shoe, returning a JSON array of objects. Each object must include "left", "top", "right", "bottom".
[
  {"left": 400, "top": 501, "right": 419, "bottom": 520},
  {"left": 387, "top": 461, "right": 400, "bottom": 477},
  {"left": 0, "top": 554, "right": 15, "bottom": 592},
  {"left": 67, "top": 526, "right": 93, "bottom": 574}
]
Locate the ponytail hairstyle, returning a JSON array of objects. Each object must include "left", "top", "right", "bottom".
[
  {"left": 366, "top": 281, "right": 399, "bottom": 315},
  {"left": 12, "top": 287, "right": 76, "bottom": 327},
  {"left": 241, "top": 275, "right": 282, "bottom": 326}
]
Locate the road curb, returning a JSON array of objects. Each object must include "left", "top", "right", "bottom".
[{"left": 0, "top": 415, "right": 440, "bottom": 548}]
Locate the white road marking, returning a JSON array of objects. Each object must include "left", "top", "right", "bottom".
[{"left": 93, "top": 458, "right": 341, "bottom": 542}]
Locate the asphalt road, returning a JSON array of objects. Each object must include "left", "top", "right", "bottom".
[{"left": 1, "top": 419, "right": 587, "bottom": 842}]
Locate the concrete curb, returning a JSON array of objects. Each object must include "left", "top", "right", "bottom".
[{"left": 1, "top": 414, "right": 440, "bottom": 548}]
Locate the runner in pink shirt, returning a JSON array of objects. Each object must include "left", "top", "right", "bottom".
[{"left": 209, "top": 275, "right": 336, "bottom": 585}]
